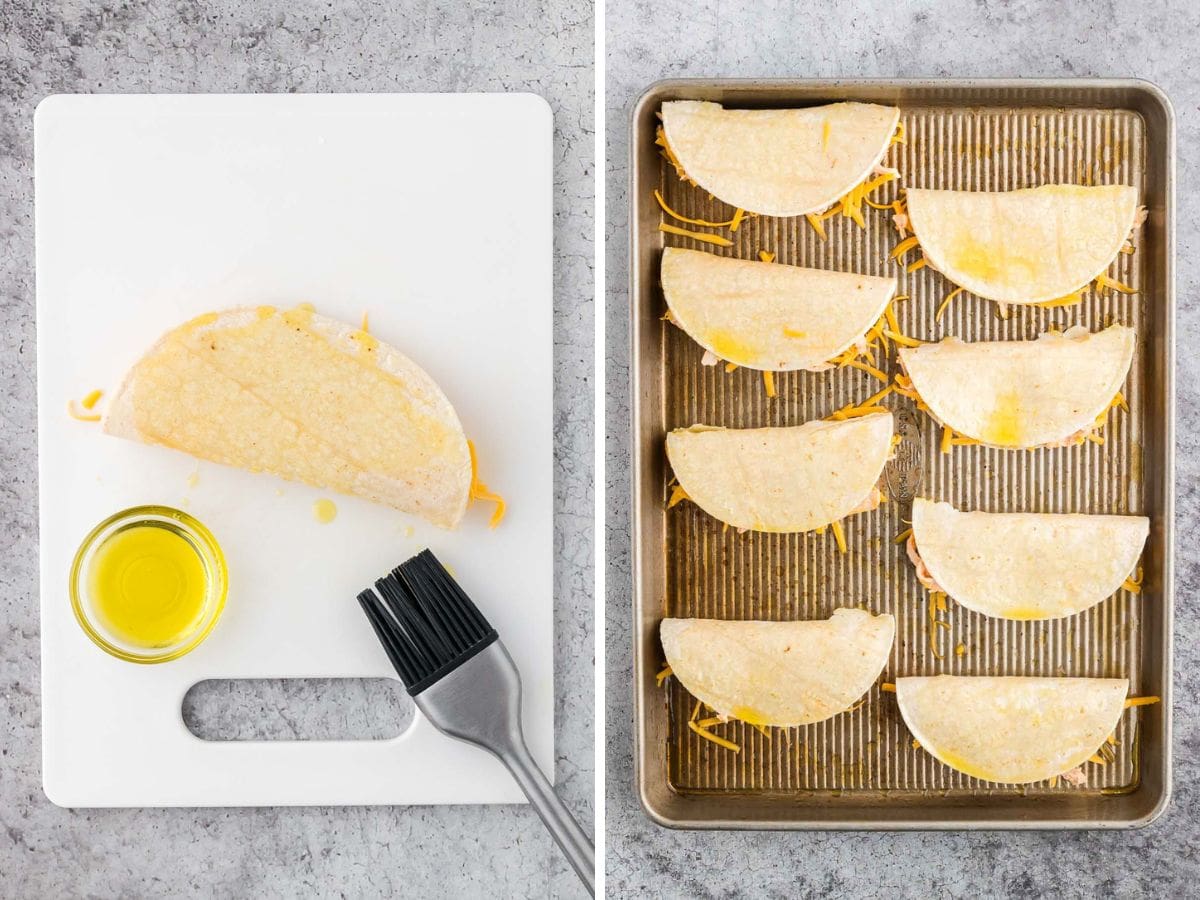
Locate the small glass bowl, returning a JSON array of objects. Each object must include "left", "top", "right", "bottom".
[{"left": 69, "top": 505, "right": 228, "bottom": 664}]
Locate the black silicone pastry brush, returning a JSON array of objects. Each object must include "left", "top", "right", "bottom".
[{"left": 357, "top": 549, "right": 595, "bottom": 894}]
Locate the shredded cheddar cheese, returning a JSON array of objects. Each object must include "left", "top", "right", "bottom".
[
  {"left": 869, "top": 320, "right": 889, "bottom": 352},
  {"left": 843, "top": 359, "right": 889, "bottom": 384},
  {"left": 1122, "top": 566, "right": 1143, "bottom": 594},
  {"left": 928, "top": 592, "right": 947, "bottom": 659},
  {"left": 906, "top": 257, "right": 927, "bottom": 274},
  {"left": 67, "top": 400, "right": 101, "bottom": 423},
  {"left": 667, "top": 484, "right": 691, "bottom": 508},
  {"left": 894, "top": 527, "right": 913, "bottom": 545},
  {"left": 655, "top": 126, "right": 697, "bottom": 186},
  {"left": 880, "top": 682, "right": 896, "bottom": 693},
  {"left": 883, "top": 329, "right": 922, "bottom": 348},
  {"left": 831, "top": 520, "right": 847, "bottom": 554},
  {"left": 652, "top": 189, "right": 738, "bottom": 227},
  {"left": 841, "top": 171, "right": 898, "bottom": 229},
  {"left": 658, "top": 222, "right": 734, "bottom": 247},
  {"left": 860, "top": 384, "right": 895, "bottom": 408},
  {"left": 763, "top": 371, "right": 777, "bottom": 398},
  {"left": 656, "top": 665, "right": 673, "bottom": 686},
  {"left": 81, "top": 389, "right": 103, "bottom": 410},
  {"left": 891, "top": 121, "right": 906, "bottom": 145},
  {"left": 890, "top": 236, "right": 919, "bottom": 260},
  {"left": 830, "top": 405, "right": 891, "bottom": 421},
  {"left": 1095, "top": 273, "right": 1137, "bottom": 295},
  {"left": 781, "top": 327, "right": 806, "bottom": 339},
  {"left": 936, "top": 287, "right": 966, "bottom": 321},
  {"left": 467, "top": 440, "right": 507, "bottom": 528},
  {"left": 759, "top": 250, "right": 776, "bottom": 263},
  {"left": 806, "top": 171, "right": 898, "bottom": 238},
  {"left": 1125, "top": 696, "right": 1160, "bottom": 708},
  {"left": 730, "top": 207, "right": 746, "bottom": 233},
  {"left": 822, "top": 119, "right": 831, "bottom": 151},
  {"left": 724, "top": 362, "right": 738, "bottom": 373},
  {"left": 884, "top": 304, "right": 901, "bottom": 335},
  {"left": 941, "top": 424, "right": 953, "bottom": 454},
  {"left": 688, "top": 719, "right": 740, "bottom": 752},
  {"left": 690, "top": 699, "right": 702, "bottom": 722},
  {"left": 1035, "top": 291, "right": 1086, "bottom": 308}
]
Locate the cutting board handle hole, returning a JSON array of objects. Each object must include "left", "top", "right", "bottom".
[{"left": 182, "top": 677, "right": 413, "bottom": 741}]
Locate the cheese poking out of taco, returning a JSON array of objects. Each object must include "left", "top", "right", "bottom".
[
  {"left": 909, "top": 498, "right": 1149, "bottom": 620},
  {"left": 661, "top": 247, "right": 896, "bottom": 371},
  {"left": 665, "top": 413, "right": 893, "bottom": 532},
  {"left": 905, "top": 184, "right": 1139, "bottom": 304},
  {"left": 660, "top": 100, "right": 901, "bottom": 218},
  {"left": 105, "top": 305, "right": 472, "bottom": 528},
  {"left": 896, "top": 676, "right": 1128, "bottom": 784},
  {"left": 661, "top": 609, "right": 895, "bottom": 727},
  {"left": 897, "top": 325, "right": 1134, "bottom": 450}
]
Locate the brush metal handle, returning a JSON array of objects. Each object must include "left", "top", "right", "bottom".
[
  {"left": 496, "top": 734, "right": 595, "bottom": 897},
  {"left": 499, "top": 729, "right": 595, "bottom": 894},
  {"left": 416, "top": 642, "right": 595, "bottom": 895}
]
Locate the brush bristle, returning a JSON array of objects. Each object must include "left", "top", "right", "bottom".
[{"left": 357, "top": 549, "right": 497, "bottom": 694}]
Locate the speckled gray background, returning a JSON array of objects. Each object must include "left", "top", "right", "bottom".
[
  {"left": 606, "top": 0, "right": 1198, "bottom": 896},
  {"left": 0, "top": 1, "right": 593, "bottom": 897}
]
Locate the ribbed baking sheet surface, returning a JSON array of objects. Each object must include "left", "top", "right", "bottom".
[{"left": 659, "top": 106, "right": 1145, "bottom": 795}]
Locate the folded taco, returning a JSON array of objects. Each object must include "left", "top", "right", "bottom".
[
  {"left": 658, "top": 100, "right": 901, "bottom": 218},
  {"left": 661, "top": 247, "right": 896, "bottom": 371},
  {"left": 666, "top": 413, "right": 893, "bottom": 533},
  {"left": 896, "top": 676, "right": 1128, "bottom": 784},
  {"left": 906, "top": 499, "right": 1149, "bottom": 620},
  {"left": 661, "top": 609, "right": 895, "bottom": 727},
  {"left": 896, "top": 325, "right": 1134, "bottom": 450},
  {"left": 105, "top": 305, "right": 472, "bottom": 528},
  {"left": 905, "top": 184, "right": 1141, "bottom": 304}
]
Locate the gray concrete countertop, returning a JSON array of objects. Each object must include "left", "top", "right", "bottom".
[
  {"left": 0, "top": 1, "right": 592, "bottom": 896},
  {"left": 606, "top": 1, "right": 1199, "bottom": 896}
]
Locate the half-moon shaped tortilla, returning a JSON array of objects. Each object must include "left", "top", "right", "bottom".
[
  {"left": 661, "top": 247, "right": 896, "bottom": 371},
  {"left": 910, "top": 499, "right": 1149, "bottom": 620},
  {"left": 896, "top": 676, "right": 1128, "bottom": 783},
  {"left": 661, "top": 609, "right": 895, "bottom": 727},
  {"left": 898, "top": 325, "right": 1134, "bottom": 449},
  {"left": 105, "top": 305, "right": 471, "bottom": 528},
  {"left": 906, "top": 184, "right": 1139, "bottom": 304},
  {"left": 666, "top": 413, "right": 894, "bottom": 532},
  {"left": 660, "top": 100, "right": 900, "bottom": 217}
]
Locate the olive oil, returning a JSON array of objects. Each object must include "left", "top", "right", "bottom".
[{"left": 87, "top": 522, "right": 209, "bottom": 648}]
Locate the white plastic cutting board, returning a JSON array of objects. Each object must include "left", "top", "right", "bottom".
[{"left": 35, "top": 93, "right": 554, "bottom": 807}]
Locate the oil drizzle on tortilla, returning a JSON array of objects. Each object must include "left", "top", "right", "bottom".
[
  {"left": 731, "top": 705, "right": 771, "bottom": 726},
  {"left": 706, "top": 330, "right": 756, "bottom": 364},
  {"left": 982, "top": 391, "right": 1024, "bottom": 447},
  {"left": 1002, "top": 606, "right": 1045, "bottom": 621},
  {"left": 947, "top": 234, "right": 1038, "bottom": 287}
]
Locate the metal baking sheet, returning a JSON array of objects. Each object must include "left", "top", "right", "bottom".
[{"left": 630, "top": 79, "right": 1174, "bottom": 829}]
